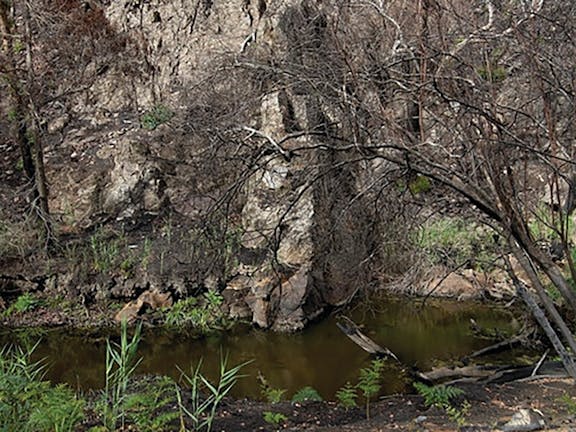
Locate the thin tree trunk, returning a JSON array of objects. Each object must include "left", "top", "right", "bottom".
[
  {"left": 511, "top": 243, "right": 576, "bottom": 355},
  {"left": 510, "top": 217, "right": 576, "bottom": 312},
  {"left": 1, "top": 0, "right": 52, "bottom": 246},
  {"left": 508, "top": 266, "right": 576, "bottom": 379}
]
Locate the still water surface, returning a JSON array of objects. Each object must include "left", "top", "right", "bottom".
[{"left": 1, "top": 297, "right": 523, "bottom": 399}]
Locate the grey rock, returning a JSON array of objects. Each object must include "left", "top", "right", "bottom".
[{"left": 500, "top": 409, "right": 545, "bottom": 431}]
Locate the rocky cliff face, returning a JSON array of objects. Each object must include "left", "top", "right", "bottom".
[{"left": 23, "top": 0, "right": 377, "bottom": 331}]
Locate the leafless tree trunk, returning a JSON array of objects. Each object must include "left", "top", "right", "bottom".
[{"left": 0, "top": 0, "right": 51, "bottom": 243}]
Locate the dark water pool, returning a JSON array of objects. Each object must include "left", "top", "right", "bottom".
[{"left": 0, "top": 297, "right": 525, "bottom": 399}]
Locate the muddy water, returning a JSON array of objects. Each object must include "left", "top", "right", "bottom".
[{"left": 0, "top": 297, "right": 524, "bottom": 400}]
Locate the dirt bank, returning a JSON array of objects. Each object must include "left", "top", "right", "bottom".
[{"left": 207, "top": 378, "right": 575, "bottom": 432}]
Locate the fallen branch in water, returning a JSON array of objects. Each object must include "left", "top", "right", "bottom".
[
  {"left": 336, "top": 317, "right": 399, "bottom": 361},
  {"left": 463, "top": 333, "right": 528, "bottom": 361}
]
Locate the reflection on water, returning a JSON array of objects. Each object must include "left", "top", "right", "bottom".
[{"left": 0, "top": 297, "right": 522, "bottom": 399}]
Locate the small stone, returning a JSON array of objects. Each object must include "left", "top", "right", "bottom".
[
  {"left": 415, "top": 415, "right": 427, "bottom": 424},
  {"left": 501, "top": 409, "right": 545, "bottom": 431}
]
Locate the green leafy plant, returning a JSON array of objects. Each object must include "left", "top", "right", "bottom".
[
  {"left": 264, "top": 387, "right": 286, "bottom": 404},
  {"left": 7, "top": 108, "right": 18, "bottom": 122},
  {"left": 3, "top": 292, "right": 43, "bottom": 317},
  {"left": 477, "top": 65, "right": 507, "bottom": 83},
  {"left": 177, "top": 353, "right": 251, "bottom": 432},
  {"left": 101, "top": 320, "right": 142, "bottom": 431},
  {"left": 258, "top": 372, "right": 286, "bottom": 404},
  {"left": 528, "top": 205, "right": 573, "bottom": 245},
  {"left": 164, "top": 292, "right": 229, "bottom": 333},
  {"left": 124, "top": 376, "right": 179, "bottom": 432},
  {"left": 165, "top": 296, "right": 199, "bottom": 326},
  {"left": 263, "top": 411, "right": 287, "bottom": 426},
  {"left": 0, "top": 219, "right": 35, "bottom": 258},
  {"left": 140, "top": 105, "right": 173, "bottom": 130},
  {"left": 409, "top": 175, "right": 432, "bottom": 194},
  {"left": 335, "top": 382, "right": 358, "bottom": 410},
  {"left": 357, "top": 359, "right": 385, "bottom": 419},
  {"left": 416, "top": 217, "right": 497, "bottom": 270},
  {"left": 0, "top": 343, "right": 84, "bottom": 432},
  {"left": 0, "top": 343, "right": 44, "bottom": 429},
  {"left": 445, "top": 400, "right": 471, "bottom": 427},
  {"left": 558, "top": 393, "right": 576, "bottom": 415},
  {"left": 27, "top": 384, "right": 85, "bottom": 432},
  {"left": 291, "top": 386, "right": 323, "bottom": 403},
  {"left": 414, "top": 382, "right": 468, "bottom": 427},
  {"left": 223, "top": 227, "right": 242, "bottom": 278},
  {"left": 413, "top": 382, "right": 464, "bottom": 408},
  {"left": 90, "top": 231, "right": 120, "bottom": 273},
  {"left": 12, "top": 38, "right": 24, "bottom": 53}
]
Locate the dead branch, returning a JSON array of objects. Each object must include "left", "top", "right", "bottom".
[{"left": 337, "top": 317, "right": 399, "bottom": 361}]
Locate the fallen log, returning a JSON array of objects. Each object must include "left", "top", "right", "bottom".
[
  {"left": 416, "top": 360, "right": 569, "bottom": 386},
  {"left": 463, "top": 333, "right": 527, "bottom": 361},
  {"left": 336, "top": 318, "right": 399, "bottom": 361},
  {"left": 486, "top": 361, "right": 568, "bottom": 384},
  {"left": 416, "top": 364, "right": 500, "bottom": 383}
]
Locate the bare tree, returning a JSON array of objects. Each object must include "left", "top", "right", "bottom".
[
  {"left": 0, "top": 0, "right": 131, "bottom": 247},
  {"left": 1, "top": 0, "right": 49, "bottom": 238},
  {"left": 230, "top": 0, "right": 576, "bottom": 370}
]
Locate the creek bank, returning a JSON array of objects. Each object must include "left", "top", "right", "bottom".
[
  {"left": 0, "top": 257, "right": 519, "bottom": 330},
  {"left": 204, "top": 378, "right": 576, "bottom": 432},
  {"left": 66, "top": 376, "right": 576, "bottom": 431}
]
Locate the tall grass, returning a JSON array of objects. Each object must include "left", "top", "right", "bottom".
[
  {"left": 177, "top": 354, "right": 251, "bottom": 432},
  {"left": 102, "top": 319, "right": 142, "bottom": 430}
]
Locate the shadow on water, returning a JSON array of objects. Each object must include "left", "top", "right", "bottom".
[{"left": 0, "top": 296, "right": 525, "bottom": 400}]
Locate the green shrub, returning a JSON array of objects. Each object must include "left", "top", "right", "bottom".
[
  {"left": 124, "top": 376, "right": 179, "bottom": 432},
  {"left": 27, "top": 384, "right": 85, "bottom": 432},
  {"left": 0, "top": 343, "right": 85, "bottom": 432},
  {"left": 90, "top": 231, "right": 120, "bottom": 273},
  {"left": 335, "top": 382, "right": 358, "bottom": 410},
  {"left": 164, "top": 291, "right": 229, "bottom": 333},
  {"left": 3, "top": 292, "right": 43, "bottom": 317},
  {"left": 416, "top": 217, "right": 497, "bottom": 270},
  {"left": 263, "top": 411, "right": 287, "bottom": 426},
  {"left": 333, "top": 361, "right": 384, "bottom": 417},
  {"left": 558, "top": 392, "right": 576, "bottom": 415},
  {"left": 413, "top": 382, "right": 463, "bottom": 408},
  {"left": 264, "top": 387, "right": 286, "bottom": 404},
  {"left": 528, "top": 205, "right": 573, "bottom": 244},
  {"left": 140, "top": 105, "right": 173, "bottom": 130},
  {"left": 258, "top": 372, "right": 286, "bottom": 404},
  {"left": 414, "top": 382, "right": 469, "bottom": 427},
  {"left": 291, "top": 386, "right": 323, "bottom": 403},
  {"left": 477, "top": 65, "right": 507, "bottom": 83},
  {"left": 409, "top": 175, "right": 432, "bottom": 194},
  {"left": 357, "top": 359, "right": 385, "bottom": 419}
]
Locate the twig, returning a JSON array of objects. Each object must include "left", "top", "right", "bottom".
[
  {"left": 242, "top": 126, "right": 291, "bottom": 160},
  {"left": 531, "top": 349, "right": 550, "bottom": 377}
]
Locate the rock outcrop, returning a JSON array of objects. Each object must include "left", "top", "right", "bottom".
[{"left": 0, "top": 0, "right": 380, "bottom": 331}]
